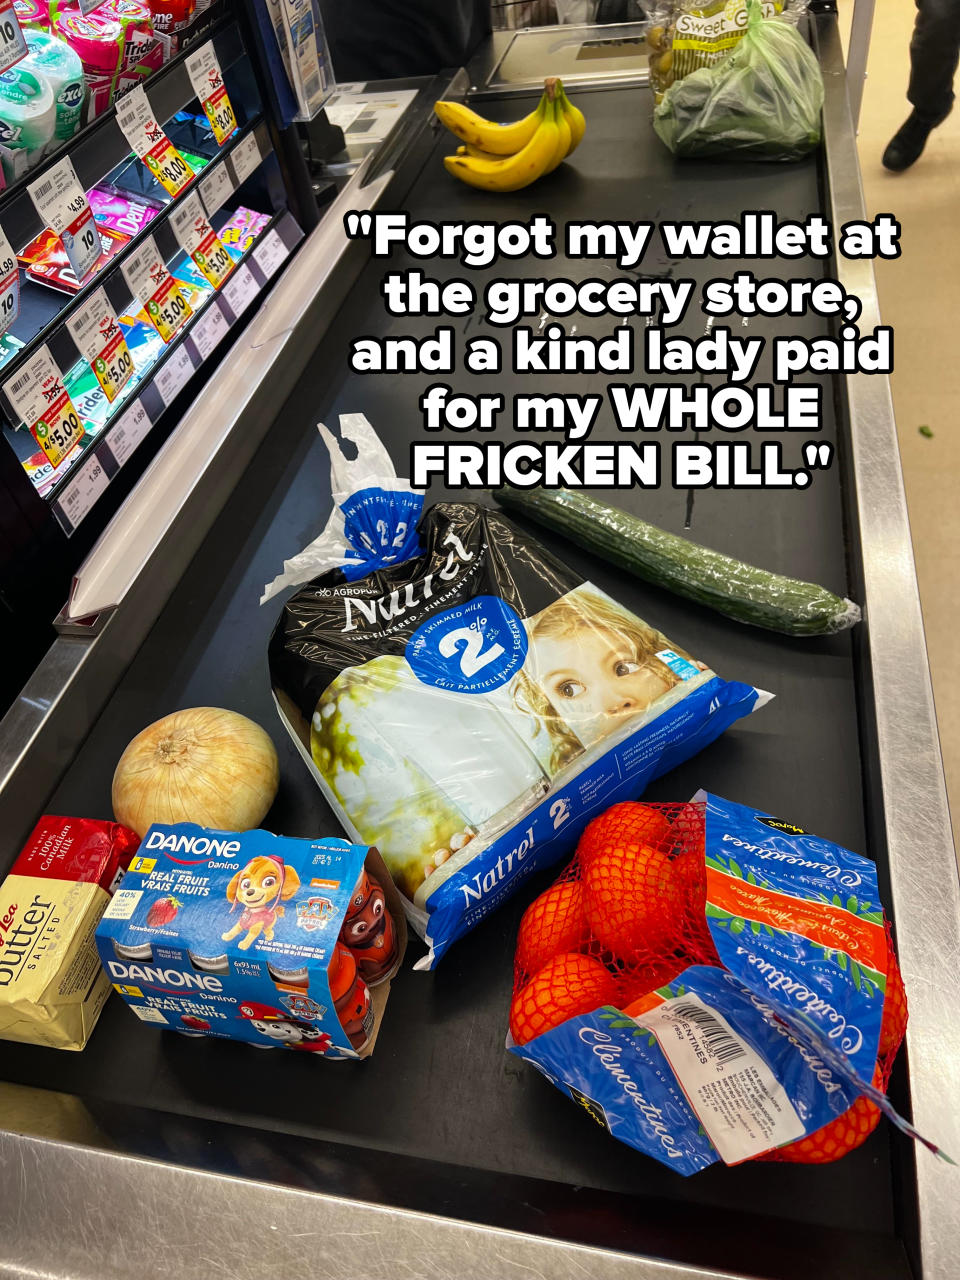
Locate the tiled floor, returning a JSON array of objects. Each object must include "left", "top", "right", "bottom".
[{"left": 839, "top": 1, "right": 960, "bottom": 847}]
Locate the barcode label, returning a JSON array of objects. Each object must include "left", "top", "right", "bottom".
[
  {"left": 630, "top": 993, "right": 805, "bottom": 1163},
  {"left": 668, "top": 1001, "right": 747, "bottom": 1065},
  {"left": 8, "top": 368, "right": 31, "bottom": 398},
  {"left": 32, "top": 178, "right": 54, "bottom": 201}
]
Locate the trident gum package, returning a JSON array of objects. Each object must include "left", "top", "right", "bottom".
[
  {"left": 508, "top": 793, "right": 940, "bottom": 1172},
  {"left": 265, "top": 416, "right": 770, "bottom": 968},
  {"left": 96, "top": 824, "right": 406, "bottom": 1059},
  {"left": 0, "top": 816, "right": 140, "bottom": 1050}
]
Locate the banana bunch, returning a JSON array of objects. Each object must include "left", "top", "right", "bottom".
[{"left": 434, "top": 78, "right": 585, "bottom": 193}]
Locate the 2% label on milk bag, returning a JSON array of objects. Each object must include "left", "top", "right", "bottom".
[
  {"left": 170, "top": 192, "right": 234, "bottom": 290},
  {"left": 0, "top": 227, "right": 19, "bottom": 335},
  {"left": 66, "top": 287, "right": 135, "bottom": 404},
  {"left": 28, "top": 157, "right": 100, "bottom": 284},
  {"left": 121, "top": 235, "right": 192, "bottom": 343},
  {"left": 0, "top": 1, "right": 28, "bottom": 74},
  {"left": 116, "top": 86, "right": 194, "bottom": 197},
  {"left": 3, "top": 344, "right": 84, "bottom": 467},
  {"left": 186, "top": 41, "right": 238, "bottom": 146}
]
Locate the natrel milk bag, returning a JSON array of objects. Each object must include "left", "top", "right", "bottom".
[{"left": 265, "top": 416, "right": 770, "bottom": 967}]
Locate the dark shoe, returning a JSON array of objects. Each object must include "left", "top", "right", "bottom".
[{"left": 882, "top": 111, "right": 937, "bottom": 171}]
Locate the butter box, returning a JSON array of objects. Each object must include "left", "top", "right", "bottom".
[
  {"left": 0, "top": 816, "right": 140, "bottom": 1050},
  {"left": 96, "top": 825, "right": 406, "bottom": 1059}
]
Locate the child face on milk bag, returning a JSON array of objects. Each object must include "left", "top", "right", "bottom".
[{"left": 309, "top": 584, "right": 711, "bottom": 900}]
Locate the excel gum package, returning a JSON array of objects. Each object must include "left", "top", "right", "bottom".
[{"left": 265, "top": 416, "right": 770, "bottom": 967}]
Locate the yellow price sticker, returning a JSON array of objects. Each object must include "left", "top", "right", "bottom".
[
  {"left": 146, "top": 277, "right": 192, "bottom": 343},
  {"left": 32, "top": 389, "right": 84, "bottom": 467},
  {"left": 93, "top": 330, "right": 135, "bottom": 403},
  {"left": 204, "top": 88, "right": 237, "bottom": 147},
  {"left": 192, "top": 230, "right": 234, "bottom": 290},
  {"left": 145, "top": 139, "right": 194, "bottom": 197}
]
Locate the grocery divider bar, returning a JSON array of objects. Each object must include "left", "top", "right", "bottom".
[{"left": 814, "top": 12, "right": 960, "bottom": 1276}]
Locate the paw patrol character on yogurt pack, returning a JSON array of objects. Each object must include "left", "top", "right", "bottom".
[
  {"left": 249, "top": 1017, "right": 333, "bottom": 1053},
  {"left": 222, "top": 855, "right": 301, "bottom": 950},
  {"left": 339, "top": 867, "right": 400, "bottom": 985}
]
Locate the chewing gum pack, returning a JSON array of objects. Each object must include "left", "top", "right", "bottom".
[{"left": 96, "top": 825, "right": 406, "bottom": 1059}]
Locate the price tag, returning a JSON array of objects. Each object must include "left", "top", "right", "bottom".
[
  {"left": 192, "top": 300, "right": 229, "bottom": 361},
  {"left": 222, "top": 262, "right": 259, "bottom": 318},
  {"left": 170, "top": 192, "right": 234, "bottom": 290},
  {"left": 66, "top": 288, "right": 135, "bottom": 404},
  {"left": 230, "top": 131, "right": 260, "bottom": 186},
  {"left": 121, "top": 236, "right": 192, "bottom": 343},
  {"left": 28, "top": 158, "right": 100, "bottom": 284},
  {"left": 108, "top": 397, "right": 151, "bottom": 468},
  {"left": 200, "top": 161, "right": 233, "bottom": 217},
  {"left": 0, "top": 1, "right": 27, "bottom": 74},
  {"left": 0, "top": 226, "right": 19, "bottom": 335},
  {"left": 155, "top": 345, "right": 194, "bottom": 407},
  {"left": 186, "top": 41, "right": 237, "bottom": 146},
  {"left": 253, "top": 229, "right": 288, "bottom": 280},
  {"left": 54, "top": 451, "right": 109, "bottom": 534},
  {"left": 116, "top": 86, "right": 194, "bottom": 197},
  {"left": 4, "top": 345, "right": 84, "bottom": 468}
]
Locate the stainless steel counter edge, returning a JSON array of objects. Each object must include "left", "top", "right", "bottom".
[
  {"left": 816, "top": 13, "right": 960, "bottom": 1276},
  {"left": 0, "top": 158, "right": 394, "bottom": 855},
  {"left": 0, "top": 1130, "right": 737, "bottom": 1280}
]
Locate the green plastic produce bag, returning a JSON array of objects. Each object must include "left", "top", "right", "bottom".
[{"left": 653, "top": 0, "right": 824, "bottom": 160}]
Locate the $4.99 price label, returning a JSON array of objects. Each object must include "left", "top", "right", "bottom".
[
  {"left": 121, "top": 236, "right": 192, "bottom": 343},
  {"left": 171, "top": 193, "right": 234, "bottom": 289},
  {"left": 28, "top": 157, "right": 100, "bottom": 284},
  {"left": 0, "top": 226, "right": 19, "bottom": 335},
  {"left": 186, "top": 41, "right": 237, "bottom": 146},
  {"left": 4, "top": 345, "right": 84, "bottom": 468},
  {"left": 66, "top": 287, "right": 135, "bottom": 404},
  {"left": 116, "top": 85, "right": 194, "bottom": 197}
]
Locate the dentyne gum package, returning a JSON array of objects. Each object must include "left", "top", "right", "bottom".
[
  {"left": 508, "top": 793, "right": 934, "bottom": 1172},
  {"left": 266, "top": 416, "right": 770, "bottom": 968},
  {"left": 96, "top": 824, "right": 406, "bottom": 1059},
  {"left": 0, "top": 816, "right": 140, "bottom": 1050}
]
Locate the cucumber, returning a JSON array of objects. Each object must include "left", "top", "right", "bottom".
[{"left": 495, "top": 488, "right": 860, "bottom": 637}]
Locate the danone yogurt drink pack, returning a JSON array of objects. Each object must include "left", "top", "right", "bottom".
[
  {"left": 508, "top": 793, "right": 942, "bottom": 1172},
  {"left": 96, "top": 824, "right": 406, "bottom": 1059},
  {"left": 0, "top": 816, "right": 140, "bottom": 1050},
  {"left": 265, "top": 415, "right": 771, "bottom": 968}
]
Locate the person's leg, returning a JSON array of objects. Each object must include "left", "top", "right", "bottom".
[
  {"left": 884, "top": 0, "right": 960, "bottom": 170},
  {"left": 908, "top": 0, "right": 960, "bottom": 122}
]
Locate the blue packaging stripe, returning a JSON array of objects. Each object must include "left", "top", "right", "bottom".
[{"left": 424, "top": 679, "right": 762, "bottom": 965}]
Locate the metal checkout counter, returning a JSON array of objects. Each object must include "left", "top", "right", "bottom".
[{"left": 1, "top": 7, "right": 959, "bottom": 1279}]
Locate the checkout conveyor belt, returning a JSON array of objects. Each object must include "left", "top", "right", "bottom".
[{"left": 1, "top": 20, "right": 958, "bottom": 1280}]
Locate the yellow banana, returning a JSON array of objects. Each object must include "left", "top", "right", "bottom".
[
  {"left": 558, "top": 84, "right": 586, "bottom": 154},
  {"left": 434, "top": 95, "right": 546, "bottom": 155},
  {"left": 443, "top": 107, "right": 560, "bottom": 192},
  {"left": 457, "top": 142, "right": 503, "bottom": 160},
  {"left": 542, "top": 98, "right": 571, "bottom": 174}
]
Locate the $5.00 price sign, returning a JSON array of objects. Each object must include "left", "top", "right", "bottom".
[
  {"left": 0, "top": 226, "right": 19, "bottom": 335},
  {"left": 0, "top": 1, "right": 27, "bottom": 74},
  {"left": 28, "top": 157, "right": 101, "bottom": 284},
  {"left": 3, "top": 345, "right": 84, "bottom": 468},
  {"left": 171, "top": 192, "right": 234, "bottom": 290},
  {"left": 66, "top": 287, "right": 135, "bottom": 404},
  {"left": 121, "top": 236, "right": 192, "bottom": 343},
  {"left": 116, "top": 85, "right": 194, "bottom": 197},
  {"left": 186, "top": 42, "right": 238, "bottom": 146}
]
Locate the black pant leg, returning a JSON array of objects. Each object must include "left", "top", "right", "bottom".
[{"left": 907, "top": 0, "right": 960, "bottom": 122}]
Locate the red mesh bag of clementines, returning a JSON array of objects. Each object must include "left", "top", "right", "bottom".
[{"left": 510, "top": 798, "right": 913, "bottom": 1168}]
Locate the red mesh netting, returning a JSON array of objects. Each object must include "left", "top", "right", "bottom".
[
  {"left": 510, "top": 802, "right": 717, "bottom": 1045},
  {"left": 509, "top": 801, "right": 908, "bottom": 1165}
]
